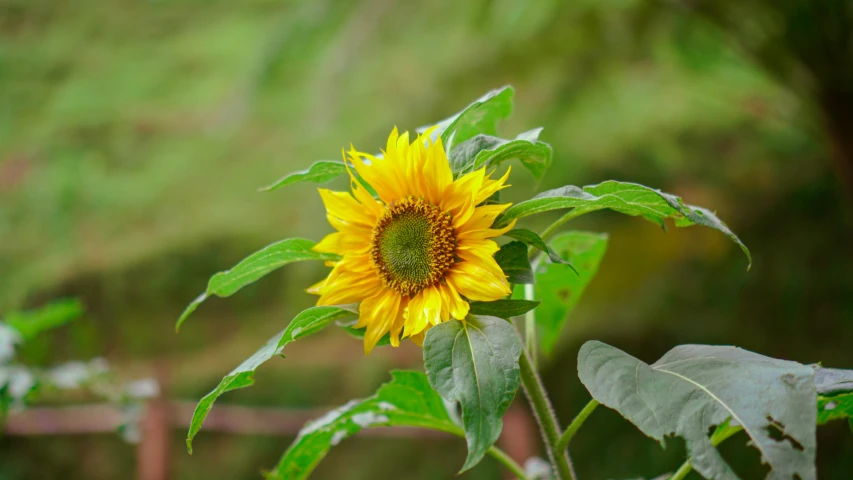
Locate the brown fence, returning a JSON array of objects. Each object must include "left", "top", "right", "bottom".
[{"left": 5, "top": 400, "right": 536, "bottom": 480}]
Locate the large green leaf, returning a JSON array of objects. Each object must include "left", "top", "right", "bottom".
[
  {"left": 420, "top": 86, "right": 514, "bottom": 152},
  {"left": 815, "top": 367, "right": 853, "bottom": 427},
  {"left": 577, "top": 341, "right": 817, "bottom": 480},
  {"left": 3, "top": 298, "right": 84, "bottom": 341},
  {"left": 260, "top": 160, "right": 347, "bottom": 192},
  {"left": 265, "top": 371, "right": 458, "bottom": 480},
  {"left": 449, "top": 128, "right": 552, "bottom": 182},
  {"left": 535, "top": 232, "right": 608, "bottom": 353},
  {"left": 176, "top": 238, "right": 338, "bottom": 330},
  {"left": 423, "top": 316, "right": 522, "bottom": 471},
  {"left": 494, "top": 181, "right": 751, "bottom": 268},
  {"left": 494, "top": 241, "right": 534, "bottom": 284},
  {"left": 186, "top": 306, "right": 355, "bottom": 452},
  {"left": 468, "top": 299, "right": 540, "bottom": 319}
]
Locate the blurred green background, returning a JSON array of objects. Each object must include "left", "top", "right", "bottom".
[{"left": 1, "top": 0, "right": 852, "bottom": 478}]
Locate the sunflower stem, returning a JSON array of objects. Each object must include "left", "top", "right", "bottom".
[
  {"left": 556, "top": 399, "right": 599, "bottom": 452},
  {"left": 667, "top": 423, "right": 743, "bottom": 480},
  {"left": 540, "top": 209, "right": 586, "bottom": 242},
  {"left": 523, "top": 283, "right": 538, "bottom": 368},
  {"left": 487, "top": 445, "right": 531, "bottom": 480},
  {"left": 518, "top": 347, "right": 577, "bottom": 480}
]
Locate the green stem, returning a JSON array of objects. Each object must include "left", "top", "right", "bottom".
[
  {"left": 487, "top": 444, "right": 531, "bottom": 480},
  {"left": 519, "top": 347, "right": 576, "bottom": 480},
  {"left": 556, "top": 399, "right": 599, "bottom": 452},
  {"left": 667, "top": 424, "right": 743, "bottom": 480},
  {"left": 523, "top": 283, "right": 537, "bottom": 368},
  {"left": 441, "top": 424, "right": 530, "bottom": 480},
  {"left": 540, "top": 209, "right": 586, "bottom": 242}
]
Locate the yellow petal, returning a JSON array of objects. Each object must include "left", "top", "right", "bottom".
[
  {"left": 316, "top": 272, "right": 381, "bottom": 305},
  {"left": 318, "top": 189, "right": 374, "bottom": 228},
  {"left": 439, "top": 281, "right": 470, "bottom": 320},
  {"left": 474, "top": 167, "right": 511, "bottom": 205},
  {"left": 446, "top": 261, "right": 511, "bottom": 302},
  {"left": 348, "top": 148, "right": 405, "bottom": 204},
  {"left": 358, "top": 288, "right": 402, "bottom": 354},
  {"left": 457, "top": 203, "right": 511, "bottom": 234},
  {"left": 313, "top": 231, "right": 370, "bottom": 255}
]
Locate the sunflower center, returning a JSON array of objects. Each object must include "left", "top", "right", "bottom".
[{"left": 370, "top": 196, "right": 457, "bottom": 297}]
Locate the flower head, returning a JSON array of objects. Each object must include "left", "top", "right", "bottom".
[{"left": 310, "top": 128, "right": 515, "bottom": 353}]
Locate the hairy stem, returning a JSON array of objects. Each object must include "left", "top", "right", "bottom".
[
  {"left": 556, "top": 399, "right": 599, "bottom": 452},
  {"left": 668, "top": 424, "right": 743, "bottom": 480},
  {"left": 519, "top": 347, "right": 576, "bottom": 480}
]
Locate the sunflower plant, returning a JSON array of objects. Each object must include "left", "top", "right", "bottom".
[{"left": 177, "top": 87, "right": 853, "bottom": 480}]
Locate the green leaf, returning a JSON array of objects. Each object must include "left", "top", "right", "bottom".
[
  {"left": 260, "top": 160, "right": 347, "bottom": 192},
  {"left": 468, "top": 299, "right": 540, "bottom": 319},
  {"left": 3, "top": 298, "right": 84, "bottom": 341},
  {"left": 503, "top": 228, "right": 572, "bottom": 266},
  {"left": 494, "top": 241, "right": 534, "bottom": 284},
  {"left": 186, "top": 306, "right": 355, "bottom": 453},
  {"left": 578, "top": 341, "right": 817, "bottom": 480},
  {"left": 339, "top": 325, "right": 392, "bottom": 348},
  {"left": 265, "top": 371, "right": 458, "bottom": 479},
  {"left": 815, "top": 367, "right": 853, "bottom": 426},
  {"left": 494, "top": 181, "right": 751, "bottom": 269},
  {"left": 420, "top": 86, "right": 514, "bottom": 152},
  {"left": 423, "top": 316, "right": 522, "bottom": 471},
  {"left": 176, "top": 238, "right": 338, "bottom": 330},
  {"left": 449, "top": 128, "right": 552, "bottom": 182},
  {"left": 535, "top": 232, "right": 608, "bottom": 353}
]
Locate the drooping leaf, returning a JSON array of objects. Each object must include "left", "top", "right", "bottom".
[
  {"left": 468, "top": 299, "right": 540, "bottom": 319},
  {"left": 535, "top": 232, "right": 608, "bottom": 353},
  {"left": 3, "top": 298, "right": 84, "bottom": 341},
  {"left": 423, "top": 316, "right": 522, "bottom": 471},
  {"left": 449, "top": 128, "right": 552, "bottom": 181},
  {"left": 177, "top": 238, "right": 338, "bottom": 330},
  {"left": 494, "top": 181, "right": 751, "bottom": 269},
  {"left": 503, "top": 228, "right": 572, "bottom": 266},
  {"left": 260, "top": 160, "right": 347, "bottom": 191},
  {"left": 419, "top": 86, "right": 514, "bottom": 152},
  {"left": 814, "top": 367, "right": 853, "bottom": 426},
  {"left": 494, "top": 241, "right": 534, "bottom": 285},
  {"left": 186, "top": 306, "right": 355, "bottom": 452},
  {"left": 265, "top": 371, "right": 458, "bottom": 480},
  {"left": 577, "top": 341, "right": 817, "bottom": 480}
]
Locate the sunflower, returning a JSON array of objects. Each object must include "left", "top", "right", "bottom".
[{"left": 309, "top": 128, "right": 516, "bottom": 353}]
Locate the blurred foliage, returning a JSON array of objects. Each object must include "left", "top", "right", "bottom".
[{"left": 1, "top": 0, "right": 851, "bottom": 478}]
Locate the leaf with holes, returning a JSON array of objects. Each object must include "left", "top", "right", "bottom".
[
  {"left": 815, "top": 367, "right": 853, "bottom": 427},
  {"left": 535, "top": 232, "right": 607, "bottom": 353},
  {"left": 578, "top": 341, "right": 817, "bottom": 480},
  {"left": 423, "top": 316, "right": 522, "bottom": 471},
  {"left": 419, "top": 86, "right": 514, "bottom": 153},
  {"left": 186, "top": 306, "right": 355, "bottom": 452},
  {"left": 449, "top": 128, "right": 552, "bottom": 182},
  {"left": 494, "top": 241, "right": 534, "bottom": 285},
  {"left": 260, "top": 160, "right": 347, "bottom": 191},
  {"left": 265, "top": 371, "right": 459, "bottom": 480},
  {"left": 494, "top": 181, "right": 751, "bottom": 269},
  {"left": 176, "top": 239, "right": 339, "bottom": 330}
]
